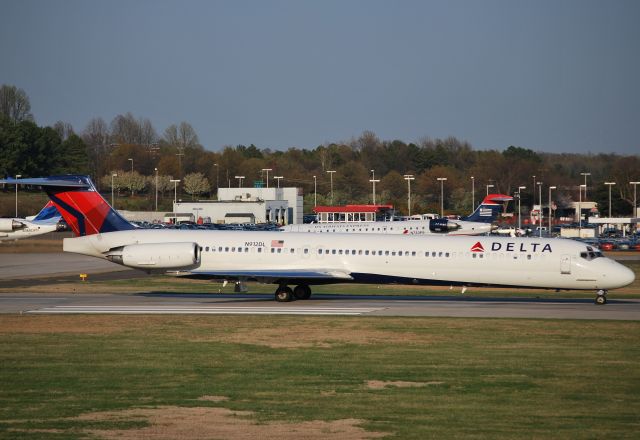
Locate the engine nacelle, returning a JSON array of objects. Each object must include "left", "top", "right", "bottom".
[
  {"left": 428, "top": 218, "right": 461, "bottom": 233},
  {"left": 0, "top": 218, "right": 26, "bottom": 232},
  {"left": 106, "top": 242, "right": 201, "bottom": 270}
]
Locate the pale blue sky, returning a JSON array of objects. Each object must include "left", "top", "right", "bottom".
[{"left": 1, "top": 0, "right": 638, "bottom": 154}]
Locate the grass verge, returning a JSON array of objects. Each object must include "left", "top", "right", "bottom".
[{"left": 0, "top": 315, "right": 638, "bottom": 439}]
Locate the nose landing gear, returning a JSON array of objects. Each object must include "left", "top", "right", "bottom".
[{"left": 595, "top": 290, "right": 607, "bottom": 305}]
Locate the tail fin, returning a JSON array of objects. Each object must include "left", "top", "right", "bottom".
[
  {"left": 30, "top": 201, "right": 62, "bottom": 223},
  {"left": 461, "top": 194, "right": 513, "bottom": 223},
  {"left": 0, "top": 175, "right": 135, "bottom": 236}
]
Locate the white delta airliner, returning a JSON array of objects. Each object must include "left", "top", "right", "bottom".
[
  {"left": 2, "top": 176, "right": 634, "bottom": 305},
  {"left": 0, "top": 202, "right": 62, "bottom": 242},
  {"left": 280, "top": 195, "right": 511, "bottom": 235}
]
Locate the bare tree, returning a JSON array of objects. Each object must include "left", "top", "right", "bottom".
[
  {"left": 163, "top": 121, "right": 200, "bottom": 149},
  {"left": 53, "top": 121, "right": 75, "bottom": 141},
  {"left": 0, "top": 84, "right": 34, "bottom": 122},
  {"left": 110, "top": 112, "right": 156, "bottom": 145}
]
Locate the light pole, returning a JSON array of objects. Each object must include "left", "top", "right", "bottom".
[
  {"left": 111, "top": 173, "right": 117, "bottom": 208},
  {"left": 370, "top": 170, "right": 379, "bottom": 205},
  {"left": 486, "top": 184, "right": 494, "bottom": 196},
  {"left": 548, "top": 186, "right": 556, "bottom": 234},
  {"left": 532, "top": 175, "right": 536, "bottom": 206},
  {"left": 214, "top": 163, "right": 219, "bottom": 192},
  {"left": 604, "top": 182, "right": 616, "bottom": 217},
  {"left": 631, "top": 181, "right": 640, "bottom": 217},
  {"left": 154, "top": 168, "right": 158, "bottom": 212},
  {"left": 274, "top": 176, "right": 283, "bottom": 188},
  {"left": 170, "top": 179, "right": 180, "bottom": 223},
  {"left": 235, "top": 176, "right": 245, "bottom": 187},
  {"left": 313, "top": 175, "right": 317, "bottom": 207},
  {"left": 128, "top": 158, "right": 134, "bottom": 196},
  {"left": 15, "top": 174, "right": 21, "bottom": 216},
  {"left": 471, "top": 176, "right": 475, "bottom": 210},
  {"left": 537, "top": 181, "right": 543, "bottom": 237},
  {"left": 326, "top": 170, "right": 336, "bottom": 205},
  {"left": 518, "top": 186, "right": 526, "bottom": 231},
  {"left": 404, "top": 175, "right": 415, "bottom": 216},
  {"left": 580, "top": 172, "right": 590, "bottom": 200},
  {"left": 261, "top": 168, "right": 272, "bottom": 188},
  {"left": 578, "top": 184, "right": 586, "bottom": 236},
  {"left": 437, "top": 177, "right": 447, "bottom": 218}
]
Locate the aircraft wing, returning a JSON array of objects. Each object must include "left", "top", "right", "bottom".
[{"left": 186, "top": 268, "right": 353, "bottom": 281}]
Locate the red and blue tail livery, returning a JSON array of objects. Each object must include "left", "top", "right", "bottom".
[{"left": 0, "top": 175, "right": 134, "bottom": 236}]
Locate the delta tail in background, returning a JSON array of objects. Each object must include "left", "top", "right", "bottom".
[
  {"left": 280, "top": 194, "right": 512, "bottom": 235},
  {"left": 1, "top": 176, "right": 633, "bottom": 305},
  {"left": 0, "top": 201, "right": 63, "bottom": 242}
]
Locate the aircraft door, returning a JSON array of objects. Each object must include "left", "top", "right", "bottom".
[{"left": 560, "top": 255, "right": 571, "bottom": 274}]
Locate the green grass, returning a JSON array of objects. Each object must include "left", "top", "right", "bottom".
[{"left": 1, "top": 315, "right": 639, "bottom": 439}]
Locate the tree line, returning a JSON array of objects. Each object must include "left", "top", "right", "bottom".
[{"left": 1, "top": 84, "right": 639, "bottom": 216}]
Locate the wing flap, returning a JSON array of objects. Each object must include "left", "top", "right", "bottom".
[{"left": 187, "top": 268, "right": 353, "bottom": 280}]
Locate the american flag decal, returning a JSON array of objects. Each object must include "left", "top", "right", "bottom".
[
  {"left": 471, "top": 242, "right": 484, "bottom": 252},
  {"left": 271, "top": 239, "right": 284, "bottom": 247}
]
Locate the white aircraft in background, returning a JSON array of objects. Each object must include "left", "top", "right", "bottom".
[
  {"left": 0, "top": 201, "right": 62, "bottom": 242},
  {"left": 280, "top": 194, "right": 512, "bottom": 235},
  {"left": 2, "top": 176, "right": 633, "bottom": 305}
]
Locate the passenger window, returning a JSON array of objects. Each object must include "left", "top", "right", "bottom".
[
  {"left": 205, "top": 246, "right": 209, "bottom": 252},
  {"left": 277, "top": 248, "right": 282, "bottom": 253},
  {"left": 258, "top": 248, "right": 262, "bottom": 253},
  {"left": 304, "top": 248, "right": 309, "bottom": 254},
  {"left": 271, "top": 248, "right": 275, "bottom": 253},
  {"left": 225, "top": 247, "right": 229, "bottom": 252}
]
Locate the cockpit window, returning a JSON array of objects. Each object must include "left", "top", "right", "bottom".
[{"left": 580, "top": 249, "right": 603, "bottom": 261}]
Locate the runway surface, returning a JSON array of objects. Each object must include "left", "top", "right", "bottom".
[
  {"left": 1, "top": 292, "right": 639, "bottom": 320},
  {"left": 1, "top": 252, "right": 639, "bottom": 320}
]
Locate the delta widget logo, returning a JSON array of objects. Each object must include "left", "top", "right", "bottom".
[{"left": 471, "top": 242, "right": 484, "bottom": 252}]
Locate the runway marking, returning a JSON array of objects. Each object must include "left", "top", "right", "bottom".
[{"left": 27, "top": 305, "right": 383, "bottom": 316}]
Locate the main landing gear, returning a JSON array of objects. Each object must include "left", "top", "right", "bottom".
[
  {"left": 275, "top": 284, "right": 312, "bottom": 302},
  {"left": 595, "top": 289, "right": 607, "bottom": 305}
]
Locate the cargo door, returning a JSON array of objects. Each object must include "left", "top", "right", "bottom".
[{"left": 560, "top": 255, "right": 571, "bottom": 274}]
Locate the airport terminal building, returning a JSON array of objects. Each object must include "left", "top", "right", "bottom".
[{"left": 171, "top": 186, "right": 303, "bottom": 225}]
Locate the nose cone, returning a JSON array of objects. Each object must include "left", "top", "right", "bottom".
[{"left": 608, "top": 263, "right": 635, "bottom": 289}]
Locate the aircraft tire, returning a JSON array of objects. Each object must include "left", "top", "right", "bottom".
[
  {"left": 595, "top": 295, "right": 607, "bottom": 305},
  {"left": 275, "top": 286, "right": 294, "bottom": 302},
  {"left": 293, "top": 284, "right": 312, "bottom": 300}
]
